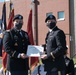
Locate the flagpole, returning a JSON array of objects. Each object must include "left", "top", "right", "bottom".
[
  {"left": 32, "top": 0, "right": 41, "bottom": 71},
  {"left": 32, "top": 0, "right": 39, "bottom": 45},
  {"left": 10, "top": 0, "right": 11, "bottom": 13},
  {"left": 9, "top": 0, "right": 12, "bottom": 18}
]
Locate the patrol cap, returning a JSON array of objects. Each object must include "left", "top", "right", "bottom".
[
  {"left": 45, "top": 15, "right": 56, "bottom": 22},
  {"left": 13, "top": 14, "right": 23, "bottom": 21}
]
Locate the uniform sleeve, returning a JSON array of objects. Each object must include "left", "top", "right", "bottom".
[
  {"left": 3, "top": 32, "right": 19, "bottom": 58},
  {"left": 52, "top": 30, "right": 67, "bottom": 58}
]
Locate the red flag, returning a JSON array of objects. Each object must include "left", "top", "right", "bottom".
[
  {"left": 2, "top": 49, "right": 7, "bottom": 71},
  {"left": 27, "top": 10, "right": 34, "bottom": 45},
  {"left": 2, "top": 2, "right": 14, "bottom": 71},
  {"left": 7, "top": 2, "right": 14, "bottom": 29},
  {"left": 27, "top": 9, "right": 38, "bottom": 70},
  {"left": 7, "top": 9, "right": 14, "bottom": 29}
]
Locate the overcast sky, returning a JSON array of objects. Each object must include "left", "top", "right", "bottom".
[{"left": 0, "top": 0, "right": 10, "bottom": 2}]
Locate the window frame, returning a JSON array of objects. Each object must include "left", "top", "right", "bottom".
[{"left": 57, "top": 11, "right": 65, "bottom": 21}]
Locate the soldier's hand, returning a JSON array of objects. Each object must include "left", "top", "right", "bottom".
[
  {"left": 20, "top": 53, "right": 29, "bottom": 59},
  {"left": 0, "top": 33, "right": 3, "bottom": 38},
  {"left": 41, "top": 54, "right": 48, "bottom": 60}
]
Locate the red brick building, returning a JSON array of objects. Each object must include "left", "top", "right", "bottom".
[{"left": 0, "top": 0, "right": 74, "bottom": 57}]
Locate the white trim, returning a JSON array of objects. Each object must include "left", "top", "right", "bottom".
[{"left": 57, "top": 18, "right": 65, "bottom": 21}]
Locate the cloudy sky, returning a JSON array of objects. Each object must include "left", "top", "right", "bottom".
[{"left": 0, "top": 0, "right": 10, "bottom": 2}]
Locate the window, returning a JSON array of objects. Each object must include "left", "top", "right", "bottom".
[
  {"left": 46, "top": 12, "right": 53, "bottom": 17},
  {"left": 58, "top": 11, "right": 65, "bottom": 20}
]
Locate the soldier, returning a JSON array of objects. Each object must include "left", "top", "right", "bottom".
[
  {"left": 41, "top": 15, "right": 67, "bottom": 75},
  {"left": 3, "top": 14, "right": 30, "bottom": 75}
]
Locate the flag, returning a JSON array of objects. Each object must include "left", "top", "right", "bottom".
[
  {"left": 7, "top": 2, "right": 14, "bottom": 29},
  {"left": 2, "top": 48, "right": 7, "bottom": 71},
  {"left": 27, "top": 9, "right": 38, "bottom": 70},
  {"left": 1, "top": 2, "right": 7, "bottom": 31},
  {"left": 0, "top": 2, "right": 7, "bottom": 57},
  {"left": 1, "top": 2, "right": 7, "bottom": 71},
  {"left": 0, "top": 38, "right": 3, "bottom": 56},
  {"left": 2, "top": 2, "right": 14, "bottom": 71},
  {"left": 27, "top": 10, "right": 34, "bottom": 45}
]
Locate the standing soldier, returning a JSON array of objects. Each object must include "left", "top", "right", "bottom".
[
  {"left": 41, "top": 15, "right": 67, "bottom": 75},
  {"left": 3, "top": 14, "right": 30, "bottom": 75}
]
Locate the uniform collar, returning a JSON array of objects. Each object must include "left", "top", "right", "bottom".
[
  {"left": 12, "top": 28, "right": 22, "bottom": 33},
  {"left": 49, "top": 26, "right": 57, "bottom": 32}
]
